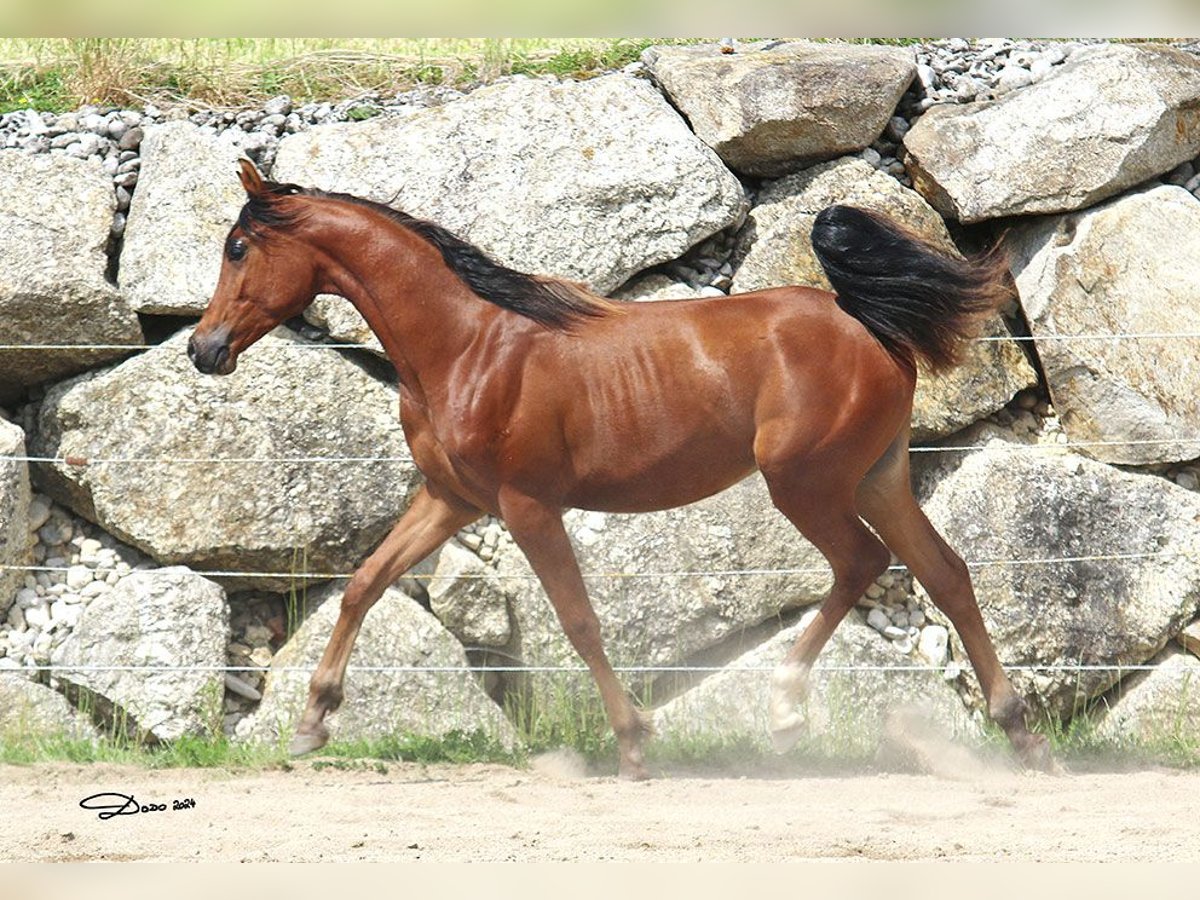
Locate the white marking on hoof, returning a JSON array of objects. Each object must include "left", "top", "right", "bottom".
[{"left": 768, "top": 663, "right": 810, "bottom": 753}]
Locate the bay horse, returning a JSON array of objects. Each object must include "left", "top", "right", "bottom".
[{"left": 190, "top": 159, "right": 1051, "bottom": 778}]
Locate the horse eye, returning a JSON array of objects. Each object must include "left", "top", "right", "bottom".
[{"left": 227, "top": 238, "right": 248, "bottom": 261}]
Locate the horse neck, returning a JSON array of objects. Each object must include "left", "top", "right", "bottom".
[{"left": 309, "top": 203, "right": 497, "bottom": 398}]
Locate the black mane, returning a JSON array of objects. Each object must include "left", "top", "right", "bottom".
[{"left": 238, "top": 182, "right": 610, "bottom": 330}]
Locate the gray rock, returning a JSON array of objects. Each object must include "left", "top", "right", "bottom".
[
  {"left": 610, "top": 273, "right": 709, "bottom": 304},
  {"left": 731, "top": 158, "right": 1035, "bottom": 440},
  {"left": 50, "top": 567, "right": 228, "bottom": 742},
  {"left": 427, "top": 541, "right": 512, "bottom": 648},
  {"left": 1094, "top": 647, "right": 1200, "bottom": 743},
  {"left": 1, "top": 419, "right": 31, "bottom": 608},
  {"left": 654, "top": 609, "right": 979, "bottom": 752},
  {"left": 915, "top": 436, "right": 1200, "bottom": 717},
  {"left": 0, "top": 153, "right": 142, "bottom": 399},
  {"left": 119, "top": 122, "right": 246, "bottom": 314},
  {"left": 118, "top": 126, "right": 143, "bottom": 151},
  {"left": 273, "top": 74, "right": 746, "bottom": 294},
  {"left": 494, "top": 474, "right": 833, "bottom": 703},
  {"left": 1007, "top": 185, "right": 1200, "bottom": 465},
  {"left": 643, "top": 41, "right": 915, "bottom": 177},
  {"left": 905, "top": 44, "right": 1200, "bottom": 221},
  {"left": 30, "top": 328, "right": 420, "bottom": 591},
  {"left": 262, "top": 95, "right": 293, "bottom": 117},
  {"left": 243, "top": 583, "right": 516, "bottom": 745},
  {"left": 866, "top": 607, "right": 891, "bottom": 632},
  {"left": 224, "top": 672, "right": 262, "bottom": 701},
  {"left": 0, "top": 675, "right": 97, "bottom": 742},
  {"left": 1179, "top": 618, "right": 1200, "bottom": 658},
  {"left": 917, "top": 624, "right": 949, "bottom": 666},
  {"left": 302, "top": 294, "right": 385, "bottom": 358}
]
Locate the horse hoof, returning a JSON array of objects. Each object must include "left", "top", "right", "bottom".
[
  {"left": 289, "top": 728, "right": 329, "bottom": 757},
  {"left": 1019, "top": 734, "right": 1063, "bottom": 774},
  {"left": 769, "top": 716, "right": 805, "bottom": 754},
  {"left": 619, "top": 761, "right": 650, "bottom": 781}
]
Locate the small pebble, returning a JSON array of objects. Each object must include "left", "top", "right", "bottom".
[
  {"left": 65, "top": 565, "right": 93, "bottom": 591},
  {"left": 867, "top": 607, "right": 891, "bottom": 632},
  {"left": 224, "top": 672, "right": 263, "bottom": 701},
  {"left": 24, "top": 604, "right": 50, "bottom": 629}
]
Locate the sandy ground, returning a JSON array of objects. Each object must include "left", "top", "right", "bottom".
[{"left": 3, "top": 751, "right": 1199, "bottom": 862}]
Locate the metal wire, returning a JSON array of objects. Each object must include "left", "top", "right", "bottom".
[
  {"left": 0, "top": 548, "right": 1189, "bottom": 583},
  {"left": 0, "top": 662, "right": 1179, "bottom": 674},
  {"left": 4, "top": 434, "right": 1200, "bottom": 466},
  {"left": 4, "top": 331, "right": 1198, "bottom": 684}
]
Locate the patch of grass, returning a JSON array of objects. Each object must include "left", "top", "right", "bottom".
[
  {"left": 0, "top": 730, "right": 286, "bottom": 768},
  {"left": 0, "top": 38, "right": 698, "bottom": 111},
  {"left": 0, "top": 67, "right": 69, "bottom": 113},
  {"left": 345, "top": 106, "right": 380, "bottom": 122},
  {"left": 504, "top": 676, "right": 616, "bottom": 766},
  {"left": 509, "top": 38, "right": 665, "bottom": 80},
  {"left": 284, "top": 545, "right": 309, "bottom": 642},
  {"left": 321, "top": 728, "right": 519, "bottom": 766}
]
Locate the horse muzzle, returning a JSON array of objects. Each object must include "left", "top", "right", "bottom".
[{"left": 187, "top": 331, "right": 236, "bottom": 375}]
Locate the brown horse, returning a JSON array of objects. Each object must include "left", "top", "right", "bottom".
[{"left": 191, "top": 159, "right": 1051, "bottom": 778}]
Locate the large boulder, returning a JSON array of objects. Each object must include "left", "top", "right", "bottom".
[
  {"left": 1007, "top": 186, "right": 1200, "bottom": 465},
  {"left": 427, "top": 541, "right": 512, "bottom": 650},
  {"left": 904, "top": 44, "right": 1200, "bottom": 222},
  {"left": 642, "top": 41, "right": 915, "bottom": 177},
  {"left": 49, "top": 567, "right": 228, "bottom": 742},
  {"left": 653, "top": 609, "right": 980, "bottom": 753},
  {"left": 29, "top": 328, "right": 420, "bottom": 591},
  {"left": 491, "top": 474, "right": 833, "bottom": 702},
  {"left": 272, "top": 74, "right": 747, "bottom": 294},
  {"left": 915, "top": 434, "right": 1200, "bottom": 717},
  {"left": 241, "top": 583, "right": 516, "bottom": 746},
  {"left": 1, "top": 418, "right": 31, "bottom": 608},
  {"left": 731, "top": 158, "right": 1035, "bottom": 440},
  {"left": 1094, "top": 647, "right": 1200, "bottom": 744},
  {"left": 0, "top": 153, "right": 142, "bottom": 400},
  {"left": 118, "top": 122, "right": 246, "bottom": 315}
]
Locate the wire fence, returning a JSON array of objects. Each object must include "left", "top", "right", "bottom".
[
  {"left": 0, "top": 662, "right": 1178, "bottom": 675},
  {"left": 2, "top": 328, "right": 1199, "bottom": 685}
]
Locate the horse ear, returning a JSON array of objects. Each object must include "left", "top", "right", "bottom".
[{"left": 238, "top": 158, "right": 266, "bottom": 197}]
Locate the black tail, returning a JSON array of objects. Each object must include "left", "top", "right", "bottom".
[{"left": 810, "top": 205, "right": 1013, "bottom": 373}]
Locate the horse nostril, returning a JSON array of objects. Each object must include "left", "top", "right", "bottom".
[{"left": 187, "top": 337, "right": 197, "bottom": 362}]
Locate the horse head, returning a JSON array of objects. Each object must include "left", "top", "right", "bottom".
[{"left": 189, "top": 159, "right": 322, "bottom": 375}]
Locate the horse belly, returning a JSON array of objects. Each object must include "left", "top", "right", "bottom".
[{"left": 563, "top": 426, "right": 758, "bottom": 513}]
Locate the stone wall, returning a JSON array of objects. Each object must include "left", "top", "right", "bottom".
[{"left": 2, "top": 38, "right": 1199, "bottom": 752}]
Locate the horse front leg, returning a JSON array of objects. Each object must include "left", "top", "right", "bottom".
[
  {"left": 500, "top": 491, "right": 653, "bottom": 780},
  {"left": 289, "top": 484, "right": 482, "bottom": 756}
]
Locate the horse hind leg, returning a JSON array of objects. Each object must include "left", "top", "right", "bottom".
[
  {"left": 761, "top": 468, "right": 892, "bottom": 752},
  {"left": 855, "top": 430, "right": 1056, "bottom": 771}
]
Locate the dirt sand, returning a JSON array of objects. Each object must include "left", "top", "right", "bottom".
[{"left": 3, "top": 754, "right": 1198, "bottom": 862}]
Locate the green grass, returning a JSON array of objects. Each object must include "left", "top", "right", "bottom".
[
  {"left": 321, "top": 729, "right": 520, "bottom": 766},
  {"left": 3, "top": 720, "right": 1197, "bottom": 772},
  {"left": 0, "top": 730, "right": 282, "bottom": 767},
  {"left": 0, "top": 38, "right": 706, "bottom": 113},
  {"left": 3, "top": 671, "right": 1197, "bottom": 772}
]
